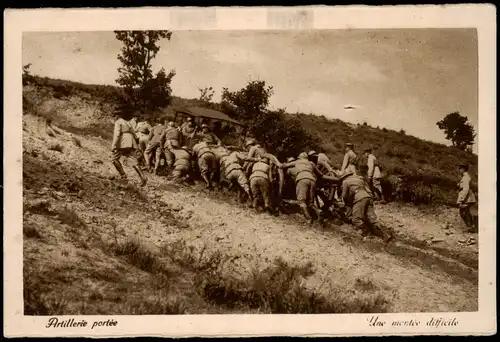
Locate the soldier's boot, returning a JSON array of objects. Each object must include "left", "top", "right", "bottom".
[
  {"left": 143, "top": 151, "right": 151, "bottom": 170},
  {"left": 245, "top": 189, "right": 253, "bottom": 204},
  {"left": 113, "top": 160, "right": 127, "bottom": 180},
  {"left": 201, "top": 174, "right": 211, "bottom": 188},
  {"left": 298, "top": 202, "right": 313, "bottom": 223},
  {"left": 373, "top": 223, "right": 394, "bottom": 243},
  {"left": 312, "top": 206, "right": 324, "bottom": 223},
  {"left": 250, "top": 197, "right": 259, "bottom": 209},
  {"left": 133, "top": 165, "right": 148, "bottom": 187}
]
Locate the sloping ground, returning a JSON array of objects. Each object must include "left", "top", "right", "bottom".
[{"left": 22, "top": 88, "right": 478, "bottom": 313}]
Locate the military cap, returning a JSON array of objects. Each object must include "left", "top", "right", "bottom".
[
  {"left": 298, "top": 152, "right": 308, "bottom": 159},
  {"left": 308, "top": 150, "right": 317, "bottom": 156},
  {"left": 345, "top": 143, "right": 354, "bottom": 147},
  {"left": 245, "top": 138, "right": 257, "bottom": 147},
  {"left": 458, "top": 163, "right": 469, "bottom": 170}
]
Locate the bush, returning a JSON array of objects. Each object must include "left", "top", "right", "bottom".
[
  {"left": 114, "top": 240, "right": 160, "bottom": 273},
  {"left": 198, "top": 257, "right": 390, "bottom": 313},
  {"left": 24, "top": 272, "right": 69, "bottom": 315},
  {"left": 250, "top": 110, "right": 320, "bottom": 159},
  {"left": 48, "top": 143, "right": 64, "bottom": 153},
  {"left": 23, "top": 225, "right": 43, "bottom": 239}
]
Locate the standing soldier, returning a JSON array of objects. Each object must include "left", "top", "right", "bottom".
[
  {"left": 170, "top": 146, "right": 192, "bottom": 183},
  {"left": 340, "top": 142, "right": 358, "bottom": 175},
  {"left": 110, "top": 108, "right": 147, "bottom": 186},
  {"left": 249, "top": 157, "right": 276, "bottom": 214},
  {"left": 163, "top": 121, "right": 182, "bottom": 168},
  {"left": 192, "top": 141, "right": 217, "bottom": 189},
  {"left": 457, "top": 163, "right": 478, "bottom": 232},
  {"left": 278, "top": 152, "right": 325, "bottom": 223},
  {"left": 363, "top": 147, "right": 385, "bottom": 203},
  {"left": 143, "top": 118, "right": 166, "bottom": 174},
  {"left": 339, "top": 170, "right": 394, "bottom": 243}
]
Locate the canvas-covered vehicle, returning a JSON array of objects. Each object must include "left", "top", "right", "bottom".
[{"left": 173, "top": 106, "right": 245, "bottom": 147}]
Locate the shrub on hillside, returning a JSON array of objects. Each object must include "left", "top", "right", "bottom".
[
  {"left": 198, "top": 257, "right": 391, "bottom": 313},
  {"left": 250, "top": 110, "right": 320, "bottom": 159}
]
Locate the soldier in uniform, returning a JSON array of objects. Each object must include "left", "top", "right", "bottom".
[
  {"left": 196, "top": 124, "right": 222, "bottom": 146},
  {"left": 308, "top": 150, "right": 333, "bottom": 170},
  {"left": 363, "top": 147, "right": 385, "bottom": 203},
  {"left": 248, "top": 157, "right": 276, "bottom": 214},
  {"left": 457, "top": 163, "right": 478, "bottom": 232},
  {"left": 180, "top": 117, "right": 196, "bottom": 148},
  {"left": 110, "top": 108, "right": 147, "bottom": 186},
  {"left": 143, "top": 118, "right": 166, "bottom": 174},
  {"left": 192, "top": 141, "right": 217, "bottom": 188},
  {"left": 171, "top": 146, "right": 192, "bottom": 183},
  {"left": 244, "top": 138, "right": 268, "bottom": 176},
  {"left": 220, "top": 150, "right": 259, "bottom": 203},
  {"left": 340, "top": 142, "right": 358, "bottom": 175},
  {"left": 339, "top": 170, "right": 394, "bottom": 243},
  {"left": 163, "top": 121, "right": 182, "bottom": 168},
  {"left": 135, "top": 116, "right": 153, "bottom": 154},
  {"left": 278, "top": 152, "right": 326, "bottom": 223},
  {"left": 245, "top": 138, "right": 268, "bottom": 159}
]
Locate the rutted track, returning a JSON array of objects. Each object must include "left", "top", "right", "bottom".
[{"left": 141, "top": 177, "right": 477, "bottom": 312}]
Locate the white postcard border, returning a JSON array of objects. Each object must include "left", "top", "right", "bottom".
[{"left": 4, "top": 5, "right": 497, "bottom": 337}]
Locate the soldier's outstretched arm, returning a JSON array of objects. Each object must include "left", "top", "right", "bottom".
[
  {"left": 244, "top": 156, "right": 261, "bottom": 163},
  {"left": 214, "top": 134, "right": 222, "bottom": 146},
  {"left": 322, "top": 174, "right": 340, "bottom": 182},
  {"left": 312, "top": 164, "right": 323, "bottom": 178},
  {"left": 341, "top": 152, "right": 351, "bottom": 173},
  {"left": 278, "top": 161, "right": 295, "bottom": 169},
  {"left": 341, "top": 181, "right": 349, "bottom": 203},
  {"left": 111, "top": 120, "right": 121, "bottom": 150}
]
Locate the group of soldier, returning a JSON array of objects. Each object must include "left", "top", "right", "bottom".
[{"left": 111, "top": 107, "right": 477, "bottom": 243}]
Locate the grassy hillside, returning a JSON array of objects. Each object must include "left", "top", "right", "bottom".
[
  {"left": 21, "top": 78, "right": 479, "bottom": 314},
  {"left": 23, "top": 75, "right": 478, "bottom": 206},
  {"left": 293, "top": 113, "right": 477, "bottom": 205}
]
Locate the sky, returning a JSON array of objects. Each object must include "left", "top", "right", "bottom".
[{"left": 23, "top": 29, "right": 478, "bottom": 148}]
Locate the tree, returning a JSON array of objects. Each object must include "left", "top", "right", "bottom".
[
  {"left": 198, "top": 86, "right": 215, "bottom": 103},
  {"left": 220, "top": 79, "right": 318, "bottom": 158},
  {"left": 220, "top": 80, "right": 273, "bottom": 121},
  {"left": 22, "top": 63, "right": 33, "bottom": 85},
  {"left": 436, "top": 112, "right": 475, "bottom": 150},
  {"left": 114, "top": 30, "right": 176, "bottom": 115}
]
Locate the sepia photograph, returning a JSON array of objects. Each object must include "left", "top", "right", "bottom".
[{"left": 4, "top": 5, "right": 496, "bottom": 338}]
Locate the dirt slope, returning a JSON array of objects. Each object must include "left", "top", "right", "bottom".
[{"left": 22, "top": 87, "right": 478, "bottom": 313}]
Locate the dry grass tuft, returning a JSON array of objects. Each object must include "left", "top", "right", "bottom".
[
  {"left": 196, "top": 257, "right": 391, "bottom": 313},
  {"left": 127, "top": 296, "right": 187, "bottom": 315},
  {"left": 24, "top": 274, "right": 69, "bottom": 316},
  {"left": 160, "top": 241, "right": 392, "bottom": 314},
  {"left": 48, "top": 142, "right": 64, "bottom": 153},
  {"left": 23, "top": 225, "right": 43, "bottom": 239},
  {"left": 114, "top": 239, "right": 164, "bottom": 274}
]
